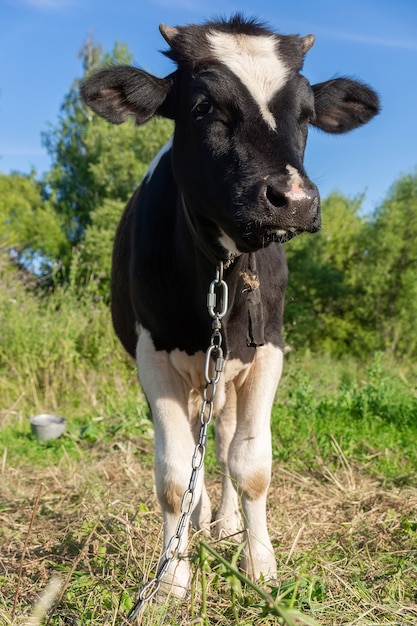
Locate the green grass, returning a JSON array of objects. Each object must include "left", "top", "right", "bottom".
[
  {"left": 1, "top": 438, "right": 416, "bottom": 625},
  {"left": 1, "top": 258, "right": 417, "bottom": 625},
  {"left": 273, "top": 352, "right": 417, "bottom": 483}
]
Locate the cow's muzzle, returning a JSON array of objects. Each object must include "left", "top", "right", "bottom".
[{"left": 263, "top": 179, "right": 321, "bottom": 234}]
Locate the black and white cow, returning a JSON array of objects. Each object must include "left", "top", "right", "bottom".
[{"left": 81, "top": 15, "right": 379, "bottom": 597}]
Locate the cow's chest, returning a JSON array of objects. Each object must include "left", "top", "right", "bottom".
[
  {"left": 168, "top": 347, "right": 254, "bottom": 419},
  {"left": 168, "top": 348, "right": 252, "bottom": 391}
]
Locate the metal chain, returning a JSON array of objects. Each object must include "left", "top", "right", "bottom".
[{"left": 126, "top": 263, "right": 228, "bottom": 622}]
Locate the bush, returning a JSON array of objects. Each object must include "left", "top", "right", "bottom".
[{"left": 0, "top": 250, "right": 136, "bottom": 420}]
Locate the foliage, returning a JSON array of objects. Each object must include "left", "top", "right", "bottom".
[
  {"left": 41, "top": 40, "right": 133, "bottom": 246},
  {"left": 0, "top": 173, "right": 66, "bottom": 272},
  {"left": 284, "top": 173, "right": 417, "bottom": 360},
  {"left": 284, "top": 192, "right": 366, "bottom": 355},
  {"left": 78, "top": 114, "right": 172, "bottom": 289},
  {"left": 80, "top": 198, "right": 124, "bottom": 284},
  {"left": 358, "top": 173, "right": 417, "bottom": 357},
  {"left": 41, "top": 38, "right": 173, "bottom": 273}
]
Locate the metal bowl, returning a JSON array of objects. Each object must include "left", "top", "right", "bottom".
[{"left": 30, "top": 414, "right": 67, "bottom": 441}]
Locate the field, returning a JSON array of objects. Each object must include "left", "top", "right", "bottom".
[{"left": 1, "top": 265, "right": 417, "bottom": 625}]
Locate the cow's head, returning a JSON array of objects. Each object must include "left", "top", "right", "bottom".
[{"left": 81, "top": 15, "right": 379, "bottom": 257}]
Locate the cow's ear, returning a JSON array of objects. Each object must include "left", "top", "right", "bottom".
[
  {"left": 311, "top": 78, "right": 380, "bottom": 134},
  {"left": 80, "top": 66, "right": 173, "bottom": 125}
]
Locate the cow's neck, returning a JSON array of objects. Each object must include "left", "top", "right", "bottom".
[
  {"left": 179, "top": 196, "right": 265, "bottom": 348},
  {"left": 180, "top": 194, "right": 238, "bottom": 269}
]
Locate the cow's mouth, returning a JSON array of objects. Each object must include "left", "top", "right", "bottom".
[
  {"left": 263, "top": 228, "right": 300, "bottom": 244},
  {"left": 237, "top": 226, "right": 301, "bottom": 251},
  {"left": 218, "top": 220, "right": 309, "bottom": 256}
]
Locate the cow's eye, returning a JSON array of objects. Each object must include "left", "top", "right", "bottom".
[
  {"left": 299, "top": 109, "right": 314, "bottom": 124},
  {"left": 193, "top": 100, "right": 213, "bottom": 118}
]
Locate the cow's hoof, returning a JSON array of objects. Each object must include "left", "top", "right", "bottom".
[
  {"left": 215, "top": 509, "right": 243, "bottom": 539},
  {"left": 156, "top": 559, "right": 191, "bottom": 601},
  {"left": 240, "top": 554, "right": 277, "bottom": 583}
]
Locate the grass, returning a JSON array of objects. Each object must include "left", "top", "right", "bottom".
[
  {"left": 1, "top": 435, "right": 416, "bottom": 625},
  {"left": 1, "top": 256, "right": 417, "bottom": 624},
  {"left": 273, "top": 351, "right": 417, "bottom": 482}
]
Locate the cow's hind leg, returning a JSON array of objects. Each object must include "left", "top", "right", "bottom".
[
  {"left": 230, "top": 344, "right": 284, "bottom": 581},
  {"left": 137, "top": 330, "right": 202, "bottom": 598}
]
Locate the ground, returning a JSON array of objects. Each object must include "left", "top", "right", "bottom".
[{"left": 1, "top": 435, "right": 416, "bottom": 625}]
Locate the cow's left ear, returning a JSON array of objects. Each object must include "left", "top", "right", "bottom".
[
  {"left": 311, "top": 77, "right": 380, "bottom": 134},
  {"left": 80, "top": 65, "right": 174, "bottom": 125}
]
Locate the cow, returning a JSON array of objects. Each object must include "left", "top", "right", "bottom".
[{"left": 80, "top": 14, "right": 379, "bottom": 598}]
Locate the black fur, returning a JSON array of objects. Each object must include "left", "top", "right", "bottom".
[{"left": 80, "top": 15, "right": 380, "bottom": 358}]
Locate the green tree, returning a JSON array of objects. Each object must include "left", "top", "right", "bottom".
[
  {"left": 42, "top": 37, "right": 173, "bottom": 268},
  {"left": 42, "top": 39, "right": 130, "bottom": 246},
  {"left": 359, "top": 171, "right": 417, "bottom": 358},
  {"left": 80, "top": 198, "right": 124, "bottom": 284},
  {"left": 285, "top": 175, "right": 417, "bottom": 360},
  {"left": 0, "top": 172, "right": 66, "bottom": 273},
  {"left": 284, "top": 192, "right": 366, "bottom": 355}
]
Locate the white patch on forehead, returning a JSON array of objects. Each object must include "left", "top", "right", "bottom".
[{"left": 207, "top": 31, "right": 289, "bottom": 130}]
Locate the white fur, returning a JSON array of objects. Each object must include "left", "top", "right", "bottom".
[
  {"left": 286, "top": 164, "right": 306, "bottom": 198},
  {"left": 227, "top": 344, "right": 283, "bottom": 579},
  {"left": 145, "top": 138, "right": 173, "bottom": 182},
  {"left": 207, "top": 32, "right": 289, "bottom": 130},
  {"left": 218, "top": 229, "right": 241, "bottom": 256},
  {"left": 137, "top": 326, "right": 283, "bottom": 595}
]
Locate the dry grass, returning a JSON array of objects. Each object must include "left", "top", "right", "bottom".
[{"left": 1, "top": 438, "right": 416, "bottom": 626}]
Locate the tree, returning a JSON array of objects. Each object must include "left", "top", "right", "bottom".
[
  {"left": 80, "top": 198, "right": 124, "bottom": 286},
  {"left": 284, "top": 174, "right": 417, "bottom": 360},
  {"left": 359, "top": 171, "right": 417, "bottom": 358},
  {"left": 42, "top": 37, "right": 173, "bottom": 260},
  {"left": 284, "top": 192, "right": 367, "bottom": 355},
  {"left": 0, "top": 173, "right": 66, "bottom": 273}
]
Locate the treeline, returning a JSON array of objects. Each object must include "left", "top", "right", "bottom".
[
  {"left": 285, "top": 176, "right": 417, "bottom": 359},
  {"left": 1, "top": 39, "right": 417, "bottom": 362}
]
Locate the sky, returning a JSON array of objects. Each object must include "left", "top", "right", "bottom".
[{"left": 1, "top": 0, "right": 416, "bottom": 215}]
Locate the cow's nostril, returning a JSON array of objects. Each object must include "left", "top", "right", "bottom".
[{"left": 266, "top": 185, "right": 287, "bottom": 209}]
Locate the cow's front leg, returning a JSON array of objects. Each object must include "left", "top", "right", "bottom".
[
  {"left": 229, "top": 344, "right": 284, "bottom": 581},
  {"left": 190, "top": 414, "right": 212, "bottom": 536},
  {"left": 215, "top": 382, "right": 242, "bottom": 538},
  {"left": 137, "top": 330, "right": 201, "bottom": 598}
]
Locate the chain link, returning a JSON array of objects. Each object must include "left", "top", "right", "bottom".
[{"left": 126, "top": 263, "right": 228, "bottom": 622}]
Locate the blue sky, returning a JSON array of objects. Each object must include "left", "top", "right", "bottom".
[{"left": 1, "top": 0, "right": 416, "bottom": 214}]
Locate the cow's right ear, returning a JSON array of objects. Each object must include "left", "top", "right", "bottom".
[{"left": 80, "top": 66, "right": 174, "bottom": 125}]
